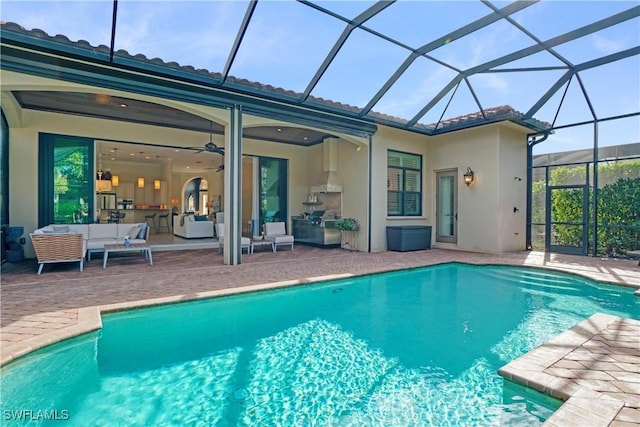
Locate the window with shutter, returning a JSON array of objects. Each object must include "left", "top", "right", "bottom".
[{"left": 387, "top": 150, "right": 422, "bottom": 216}]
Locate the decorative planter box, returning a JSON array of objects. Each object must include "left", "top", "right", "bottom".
[{"left": 386, "top": 225, "right": 432, "bottom": 252}]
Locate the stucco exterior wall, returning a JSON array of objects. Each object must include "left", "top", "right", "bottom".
[
  {"left": 428, "top": 123, "right": 528, "bottom": 253},
  {"left": 496, "top": 125, "right": 528, "bottom": 252},
  {"left": 429, "top": 125, "right": 500, "bottom": 252},
  {"left": 370, "top": 126, "right": 430, "bottom": 253}
]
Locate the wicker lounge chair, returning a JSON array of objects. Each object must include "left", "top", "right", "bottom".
[{"left": 30, "top": 233, "right": 86, "bottom": 275}]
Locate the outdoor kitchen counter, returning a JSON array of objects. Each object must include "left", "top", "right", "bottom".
[{"left": 291, "top": 217, "right": 341, "bottom": 247}]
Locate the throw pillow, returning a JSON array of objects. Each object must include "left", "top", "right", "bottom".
[
  {"left": 137, "top": 223, "right": 148, "bottom": 239},
  {"left": 194, "top": 215, "right": 207, "bottom": 221},
  {"left": 52, "top": 225, "right": 71, "bottom": 233},
  {"left": 128, "top": 225, "right": 141, "bottom": 240}
]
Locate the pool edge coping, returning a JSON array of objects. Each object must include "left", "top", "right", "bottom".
[
  {"left": 499, "top": 313, "right": 639, "bottom": 427},
  {"left": 2, "top": 259, "right": 638, "bottom": 367},
  {"left": 0, "top": 273, "right": 357, "bottom": 366}
]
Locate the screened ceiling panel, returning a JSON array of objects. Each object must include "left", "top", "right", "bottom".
[
  {"left": 1, "top": 0, "right": 638, "bottom": 139},
  {"left": 375, "top": 57, "right": 458, "bottom": 122},
  {"left": 0, "top": 0, "right": 112, "bottom": 46},
  {"left": 416, "top": 83, "right": 479, "bottom": 128},
  {"left": 428, "top": 18, "right": 535, "bottom": 70},
  {"left": 510, "top": 1, "right": 635, "bottom": 41},
  {"left": 114, "top": 1, "right": 247, "bottom": 72},
  {"left": 310, "top": 27, "right": 410, "bottom": 109},
  {"left": 599, "top": 117, "right": 640, "bottom": 148},
  {"left": 229, "top": 1, "right": 342, "bottom": 93},
  {"left": 311, "top": 1, "right": 377, "bottom": 20},
  {"left": 552, "top": 77, "right": 596, "bottom": 127},
  {"left": 491, "top": 50, "right": 568, "bottom": 71},
  {"left": 468, "top": 69, "right": 566, "bottom": 118},
  {"left": 552, "top": 18, "right": 640, "bottom": 65},
  {"left": 539, "top": 123, "right": 595, "bottom": 154},
  {"left": 364, "top": 1, "right": 490, "bottom": 49},
  {"left": 578, "top": 56, "right": 640, "bottom": 119},
  {"left": 533, "top": 80, "right": 568, "bottom": 127}
]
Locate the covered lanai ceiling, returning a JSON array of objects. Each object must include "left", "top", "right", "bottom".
[{"left": 1, "top": 1, "right": 639, "bottom": 141}]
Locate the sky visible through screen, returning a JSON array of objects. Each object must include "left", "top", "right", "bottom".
[{"left": 1, "top": 0, "right": 638, "bottom": 155}]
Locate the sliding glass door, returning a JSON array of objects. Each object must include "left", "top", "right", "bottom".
[
  {"left": 258, "top": 157, "right": 288, "bottom": 231},
  {"left": 39, "top": 134, "right": 94, "bottom": 226}
]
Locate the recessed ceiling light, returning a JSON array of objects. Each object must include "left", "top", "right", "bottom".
[
  {"left": 186, "top": 166, "right": 190, "bottom": 169},
  {"left": 129, "top": 153, "right": 135, "bottom": 157},
  {"left": 276, "top": 128, "right": 282, "bottom": 132},
  {"left": 144, "top": 156, "right": 150, "bottom": 160},
  {"left": 95, "top": 94, "right": 110, "bottom": 104},
  {"left": 119, "top": 103, "right": 128, "bottom": 108}
]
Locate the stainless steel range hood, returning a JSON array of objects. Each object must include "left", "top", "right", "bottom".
[{"left": 311, "top": 139, "right": 343, "bottom": 193}]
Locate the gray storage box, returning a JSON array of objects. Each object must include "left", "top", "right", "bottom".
[{"left": 386, "top": 225, "right": 432, "bottom": 251}]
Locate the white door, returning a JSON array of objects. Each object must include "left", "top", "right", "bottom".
[{"left": 436, "top": 170, "right": 457, "bottom": 244}]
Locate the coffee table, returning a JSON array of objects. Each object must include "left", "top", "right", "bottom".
[
  {"left": 103, "top": 243, "right": 153, "bottom": 269},
  {"left": 250, "top": 239, "right": 275, "bottom": 254}
]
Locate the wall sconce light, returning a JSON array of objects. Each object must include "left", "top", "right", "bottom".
[
  {"left": 137, "top": 177, "right": 145, "bottom": 188},
  {"left": 170, "top": 198, "right": 179, "bottom": 206},
  {"left": 463, "top": 167, "right": 475, "bottom": 186},
  {"left": 111, "top": 175, "right": 119, "bottom": 187},
  {"left": 154, "top": 179, "right": 161, "bottom": 190}
]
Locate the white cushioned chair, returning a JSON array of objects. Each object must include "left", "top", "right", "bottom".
[
  {"left": 215, "top": 223, "right": 251, "bottom": 254},
  {"left": 264, "top": 222, "right": 294, "bottom": 251}
]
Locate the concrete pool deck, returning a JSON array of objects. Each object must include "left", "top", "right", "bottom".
[{"left": 1, "top": 247, "right": 639, "bottom": 426}]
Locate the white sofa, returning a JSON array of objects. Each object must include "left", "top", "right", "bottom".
[
  {"left": 173, "top": 214, "right": 214, "bottom": 239},
  {"left": 33, "top": 223, "right": 149, "bottom": 261}
]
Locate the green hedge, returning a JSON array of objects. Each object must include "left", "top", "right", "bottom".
[{"left": 532, "top": 161, "right": 640, "bottom": 255}]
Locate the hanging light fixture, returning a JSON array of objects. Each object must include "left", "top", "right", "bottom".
[
  {"left": 96, "top": 149, "right": 112, "bottom": 192},
  {"left": 110, "top": 148, "right": 119, "bottom": 187},
  {"left": 154, "top": 179, "right": 161, "bottom": 190}
]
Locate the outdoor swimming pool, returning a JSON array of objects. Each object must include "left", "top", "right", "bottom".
[{"left": 2, "top": 263, "right": 638, "bottom": 426}]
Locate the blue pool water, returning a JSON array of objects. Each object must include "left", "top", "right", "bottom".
[{"left": 2, "top": 264, "right": 638, "bottom": 426}]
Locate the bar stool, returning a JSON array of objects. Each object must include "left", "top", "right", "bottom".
[
  {"left": 157, "top": 212, "right": 171, "bottom": 233},
  {"left": 144, "top": 212, "right": 157, "bottom": 233}
]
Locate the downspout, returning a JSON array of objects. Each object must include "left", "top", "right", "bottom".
[
  {"left": 592, "top": 122, "right": 598, "bottom": 257},
  {"left": 367, "top": 134, "right": 373, "bottom": 252},
  {"left": 526, "top": 130, "right": 550, "bottom": 250}
]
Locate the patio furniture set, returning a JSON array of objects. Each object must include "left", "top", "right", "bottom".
[
  {"left": 216, "top": 221, "right": 294, "bottom": 255},
  {"left": 28, "top": 220, "right": 295, "bottom": 274},
  {"left": 30, "top": 222, "right": 152, "bottom": 274}
]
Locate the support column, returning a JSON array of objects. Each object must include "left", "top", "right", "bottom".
[{"left": 223, "top": 106, "right": 243, "bottom": 265}]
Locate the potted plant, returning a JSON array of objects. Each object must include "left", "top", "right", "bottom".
[{"left": 336, "top": 218, "right": 359, "bottom": 231}]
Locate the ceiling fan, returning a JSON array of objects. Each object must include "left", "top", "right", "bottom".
[
  {"left": 189, "top": 120, "right": 225, "bottom": 155},
  {"left": 204, "top": 161, "right": 224, "bottom": 172}
]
